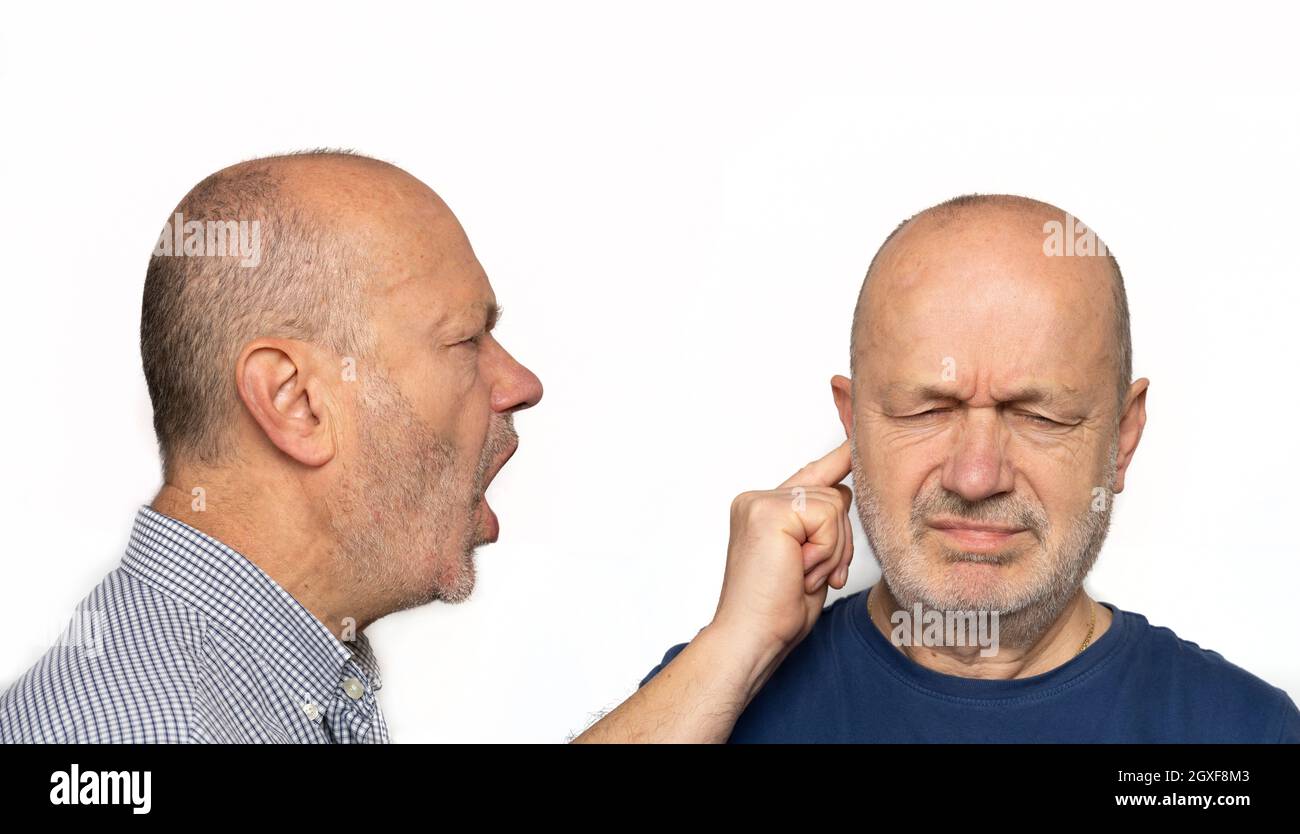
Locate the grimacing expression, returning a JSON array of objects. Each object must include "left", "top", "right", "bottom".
[
  {"left": 326, "top": 172, "right": 541, "bottom": 609},
  {"left": 834, "top": 202, "right": 1139, "bottom": 647}
]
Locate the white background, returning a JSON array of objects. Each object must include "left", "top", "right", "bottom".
[{"left": 1, "top": 2, "right": 1297, "bottom": 742}]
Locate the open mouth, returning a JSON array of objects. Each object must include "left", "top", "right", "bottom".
[{"left": 476, "top": 440, "right": 519, "bottom": 543}]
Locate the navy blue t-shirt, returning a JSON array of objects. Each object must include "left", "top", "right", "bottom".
[{"left": 640, "top": 587, "right": 1300, "bottom": 742}]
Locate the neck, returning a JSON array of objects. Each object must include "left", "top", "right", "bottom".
[
  {"left": 867, "top": 581, "right": 1112, "bottom": 679},
  {"left": 150, "top": 472, "right": 381, "bottom": 639}
]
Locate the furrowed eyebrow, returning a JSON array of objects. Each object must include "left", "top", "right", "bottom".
[
  {"left": 880, "top": 383, "right": 958, "bottom": 405},
  {"left": 882, "top": 382, "right": 1079, "bottom": 407},
  {"left": 1005, "top": 386, "right": 1065, "bottom": 406},
  {"left": 999, "top": 383, "right": 1086, "bottom": 408},
  {"left": 434, "top": 302, "right": 502, "bottom": 339}
]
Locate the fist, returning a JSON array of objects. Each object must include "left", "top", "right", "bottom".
[{"left": 711, "top": 442, "right": 855, "bottom": 652}]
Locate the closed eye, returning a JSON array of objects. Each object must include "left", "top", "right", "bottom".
[
  {"left": 897, "top": 408, "right": 1065, "bottom": 427},
  {"left": 899, "top": 408, "right": 952, "bottom": 420},
  {"left": 1018, "top": 411, "right": 1063, "bottom": 427}
]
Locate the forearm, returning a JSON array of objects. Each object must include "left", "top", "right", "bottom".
[{"left": 572, "top": 623, "right": 786, "bottom": 743}]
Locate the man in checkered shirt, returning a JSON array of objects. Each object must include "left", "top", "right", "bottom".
[
  {"left": 0, "top": 151, "right": 861, "bottom": 746},
  {"left": 0, "top": 150, "right": 543, "bottom": 742}
]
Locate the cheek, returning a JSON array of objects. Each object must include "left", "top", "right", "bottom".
[
  {"left": 448, "top": 396, "right": 493, "bottom": 451},
  {"left": 1013, "top": 462, "right": 1092, "bottom": 533},
  {"left": 413, "top": 358, "right": 488, "bottom": 431},
  {"left": 859, "top": 430, "right": 941, "bottom": 500},
  {"left": 855, "top": 447, "right": 926, "bottom": 535}
]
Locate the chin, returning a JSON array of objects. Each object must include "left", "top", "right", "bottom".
[
  {"left": 932, "top": 564, "right": 1010, "bottom": 606},
  {"left": 397, "top": 546, "right": 477, "bottom": 608},
  {"left": 940, "top": 553, "right": 1050, "bottom": 609},
  {"left": 437, "top": 582, "right": 475, "bottom": 605},
  {"left": 438, "top": 549, "right": 479, "bottom": 604}
]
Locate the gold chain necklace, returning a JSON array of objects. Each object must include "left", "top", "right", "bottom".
[
  {"left": 1075, "top": 598, "right": 1097, "bottom": 656},
  {"left": 867, "top": 587, "right": 1098, "bottom": 656}
]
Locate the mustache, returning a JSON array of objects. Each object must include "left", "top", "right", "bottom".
[
  {"left": 472, "top": 414, "right": 518, "bottom": 487},
  {"left": 908, "top": 487, "right": 1049, "bottom": 543},
  {"left": 485, "top": 414, "right": 517, "bottom": 459}
]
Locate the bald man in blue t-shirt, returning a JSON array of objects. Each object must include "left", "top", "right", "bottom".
[{"left": 579, "top": 194, "right": 1299, "bottom": 743}]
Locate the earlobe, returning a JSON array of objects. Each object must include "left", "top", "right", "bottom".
[
  {"left": 831, "top": 374, "right": 854, "bottom": 439},
  {"left": 236, "top": 339, "right": 336, "bottom": 468},
  {"left": 1111, "top": 377, "right": 1149, "bottom": 494}
]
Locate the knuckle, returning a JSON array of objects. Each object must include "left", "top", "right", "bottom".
[{"left": 731, "top": 491, "right": 765, "bottom": 518}]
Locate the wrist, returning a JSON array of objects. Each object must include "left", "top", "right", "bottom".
[{"left": 694, "top": 618, "right": 790, "bottom": 704}]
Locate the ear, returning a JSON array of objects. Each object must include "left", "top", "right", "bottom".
[
  {"left": 1111, "top": 377, "right": 1149, "bottom": 494},
  {"left": 831, "top": 374, "right": 854, "bottom": 439},
  {"left": 235, "top": 338, "right": 337, "bottom": 468}
]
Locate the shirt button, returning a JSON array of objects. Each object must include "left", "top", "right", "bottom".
[
  {"left": 342, "top": 677, "right": 365, "bottom": 700},
  {"left": 302, "top": 702, "right": 320, "bottom": 720}
]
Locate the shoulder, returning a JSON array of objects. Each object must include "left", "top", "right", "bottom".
[
  {"left": 0, "top": 568, "right": 224, "bottom": 743},
  {"left": 1117, "top": 606, "right": 1300, "bottom": 742}
]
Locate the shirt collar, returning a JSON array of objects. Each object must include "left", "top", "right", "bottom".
[{"left": 120, "top": 505, "right": 383, "bottom": 712}]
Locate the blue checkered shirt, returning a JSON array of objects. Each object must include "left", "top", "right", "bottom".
[{"left": 0, "top": 506, "right": 390, "bottom": 743}]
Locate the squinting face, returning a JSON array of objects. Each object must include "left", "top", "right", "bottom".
[
  {"left": 329, "top": 174, "right": 542, "bottom": 610},
  {"left": 838, "top": 207, "right": 1128, "bottom": 647}
]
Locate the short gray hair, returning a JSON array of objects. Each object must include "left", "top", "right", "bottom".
[{"left": 141, "top": 149, "right": 379, "bottom": 474}]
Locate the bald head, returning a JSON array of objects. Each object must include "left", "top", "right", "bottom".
[
  {"left": 850, "top": 194, "right": 1132, "bottom": 413},
  {"left": 141, "top": 149, "right": 441, "bottom": 472}
]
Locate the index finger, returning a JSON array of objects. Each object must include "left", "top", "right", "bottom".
[{"left": 778, "top": 440, "right": 852, "bottom": 489}]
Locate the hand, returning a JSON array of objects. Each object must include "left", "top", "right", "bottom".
[
  {"left": 709, "top": 441, "right": 855, "bottom": 656},
  {"left": 571, "top": 442, "right": 855, "bottom": 743}
]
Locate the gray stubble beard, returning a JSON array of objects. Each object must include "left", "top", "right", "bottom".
[
  {"left": 329, "top": 370, "right": 512, "bottom": 617},
  {"left": 852, "top": 431, "right": 1118, "bottom": 650}
]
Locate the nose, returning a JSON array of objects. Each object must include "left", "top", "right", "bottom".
[
  {"left": 489, "top": 340, "right": 543, "bottom": 414},
  {"left": 940, "top": 407, "right": 1015, "bottom": 502}
]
